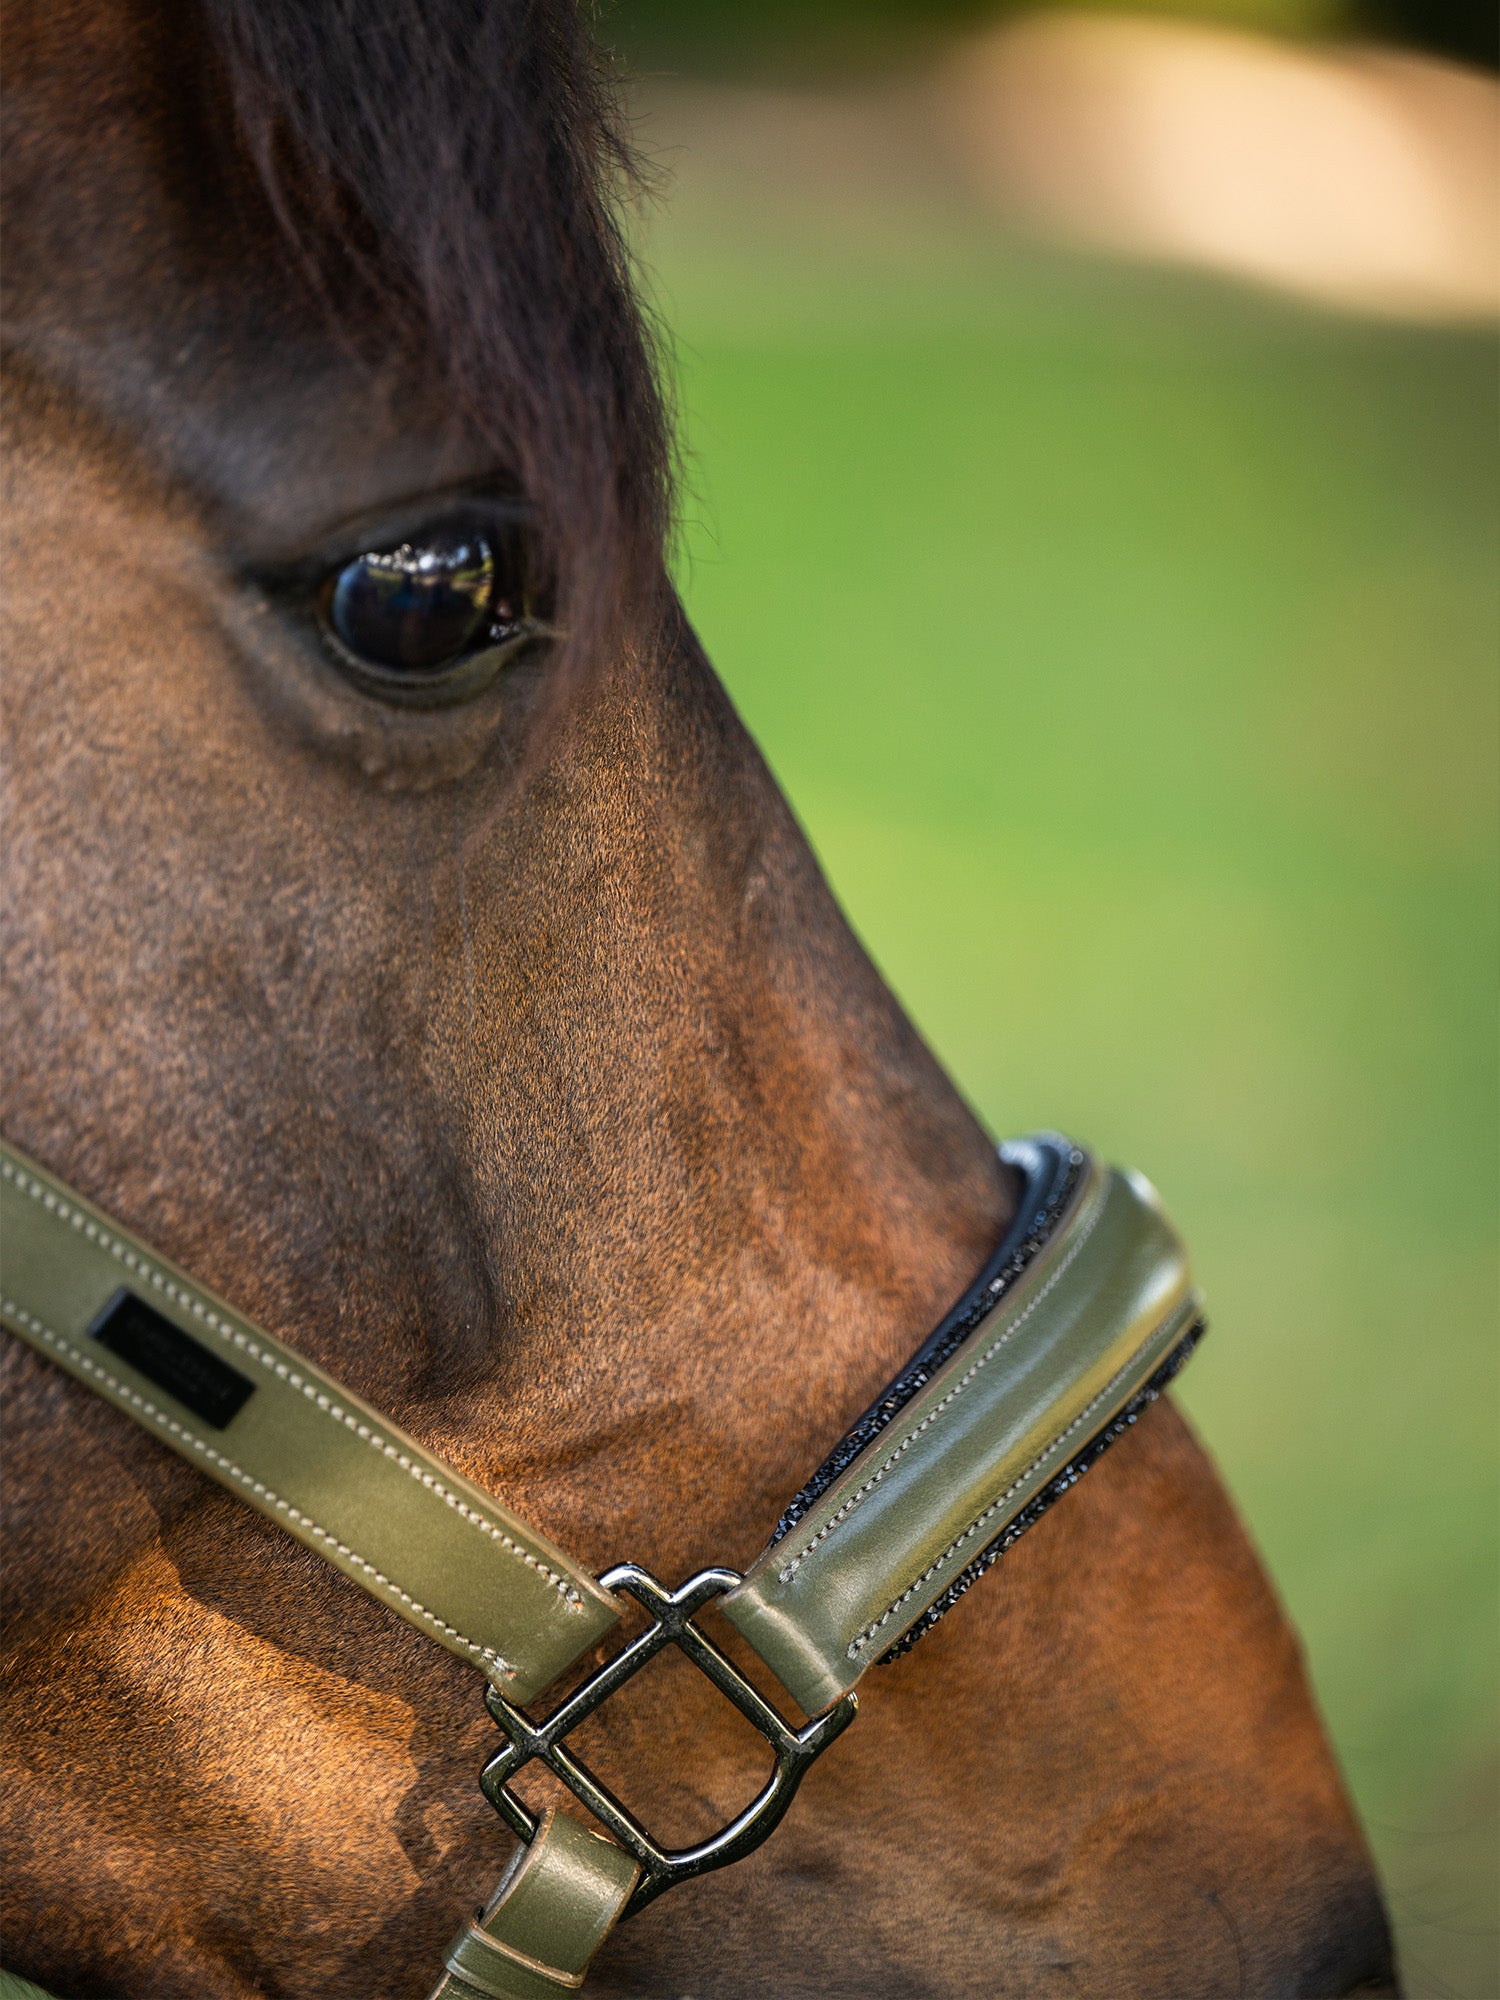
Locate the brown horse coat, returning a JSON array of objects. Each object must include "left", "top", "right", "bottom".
[{"left": 0, "top": 1, "right": 1396, "bottom": 1993}]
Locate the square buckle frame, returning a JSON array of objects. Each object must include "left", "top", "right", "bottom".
[{"left": 480, "top": 1565, "right": 858, "bottom": 1916}]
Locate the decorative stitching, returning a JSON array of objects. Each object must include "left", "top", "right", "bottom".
[
  {"left": 844, "top": 1308, "right": 1191, "bottom": 1659},
  {"left": 768, "top": 1143, "right": 1085, "bottom": 1547},
  {"left": 873, "top": 1316, "right": 1204, "bottom": 1664},
  {"left": 0, "top": 1289, "right": 517, "bottom": 1681},
  {"left": 0, "top": 1156, "right": 585, "bottom": 1610},
  {"left": 776, "top": 1187, "right": 1107, "bottom": 1584}
]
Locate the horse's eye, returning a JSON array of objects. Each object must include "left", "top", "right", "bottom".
[{"left": 322, "top": 527, "right": 517, "bottom": 675}]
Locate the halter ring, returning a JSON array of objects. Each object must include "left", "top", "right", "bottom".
[{"left": 479, "top": 1564, "right": 858, "bottom": 1917}]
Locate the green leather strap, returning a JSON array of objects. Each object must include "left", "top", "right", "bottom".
[
  {"left": 0, "top": 1970, "right": 62, "bottom": 2000},
  {"left": 429, "top": 1810, "right": 641, "bottom": 2000},
  {"left": 1, "top": 1127, "right": 1200, "bottom": 1995},
  {"left": 0, "top": 1140, "right": 619, "bottom": 1701},
  {"left": 3, "top": 1818, "right": 639, "bottom": 2000},
  {"left": 720, "top": 1148, "right": 1200, "bottom": 1714}
]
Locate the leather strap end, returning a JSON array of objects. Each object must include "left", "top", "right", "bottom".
[{"left": 429, "top": 1810, "right": 640, "bottom": 2000}]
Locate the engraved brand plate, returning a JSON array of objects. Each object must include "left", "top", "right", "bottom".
[{"left": 90, "top": 1288, "right": 255, "bottom": 1428}]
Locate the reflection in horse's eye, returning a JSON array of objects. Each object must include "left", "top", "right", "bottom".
[{"left": 323, "top": 527, "right": 521, "bottom": 674}]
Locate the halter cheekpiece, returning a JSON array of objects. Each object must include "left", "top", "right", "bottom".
[{"left": 0, "top": 1131, "right": 1202, "bottom": 1996}]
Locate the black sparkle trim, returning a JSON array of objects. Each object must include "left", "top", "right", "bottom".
[
  {"left": 769, "top": 1140, "right": 1085, "bottom": 1547},
  {"left": 875, "top": 1316, "right": 1206, "bottom": 1664}
]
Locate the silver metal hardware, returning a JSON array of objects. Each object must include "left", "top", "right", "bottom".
[{"left": 480, "top": 1565, "right": 858, "bottom": 1916}]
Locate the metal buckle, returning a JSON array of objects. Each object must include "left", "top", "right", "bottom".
[{"left": 479, "top": 1565, "right": 858, "bottom": 1916}]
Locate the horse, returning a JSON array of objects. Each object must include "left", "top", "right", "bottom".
[{"left": 0, "top": 1, "right": 1398, "bottom": 1994}]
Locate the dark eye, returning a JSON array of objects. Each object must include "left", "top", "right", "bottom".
[{"left": 316, "top": 518, "right": 535, "bottom": 703}]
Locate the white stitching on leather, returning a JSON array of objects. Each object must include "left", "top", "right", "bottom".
[
  {"left": 843, "top": 1311, "right": 1184, "bottom": 1659},
  {"left": 776, "top": 1187, "right": 1105, "bottom": 1584},
  {"left": 0, "top": 1289, "right": 518, "bottom": 1681},
  {"left": 0, "top": 1157, "right": 585, "bottom": 1610}
]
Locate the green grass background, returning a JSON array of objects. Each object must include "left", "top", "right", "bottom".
[{"left": 642, "top": 186, "right": 1499, "bottom": 1995}]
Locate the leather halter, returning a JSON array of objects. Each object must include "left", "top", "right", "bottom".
[{"left": 0, "top": 1132, "right": 1202, "bottom": 1996}]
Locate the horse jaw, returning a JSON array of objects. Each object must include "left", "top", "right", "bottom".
[{"left": 0, "top": 1, "right": 1396, "bottom": 1992}]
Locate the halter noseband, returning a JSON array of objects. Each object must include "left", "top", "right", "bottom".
[{"left": 0, "top": 1132, "right": 1202, "bottom": 1996}]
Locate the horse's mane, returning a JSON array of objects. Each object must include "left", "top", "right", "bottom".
[{"left": 204, "top": 0, "right": 673, "bottom": 663}]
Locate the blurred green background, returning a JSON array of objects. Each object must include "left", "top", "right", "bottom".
[
  {"left": 628, "top": 43, "right": 1499, "bottom": 1995},
  {"left": 609, "top": 0, "right": 1497, "bottom": 80}
]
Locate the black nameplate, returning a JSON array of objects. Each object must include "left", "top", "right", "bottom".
[{"left": 89, "top": 1288, "right": 255, "bottom": 1429}]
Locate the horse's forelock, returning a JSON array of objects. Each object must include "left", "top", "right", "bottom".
[{"left": 203, "top": 0, "right": 674, "bottom": 671}]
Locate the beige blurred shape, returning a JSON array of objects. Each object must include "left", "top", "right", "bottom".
[{"left": 947, "top": 13, "right": 1499, "bottom": 321}]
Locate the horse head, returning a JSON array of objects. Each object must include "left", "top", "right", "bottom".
[{"left": 1, "top": 1, "right": 1396, "bottom": 1993}]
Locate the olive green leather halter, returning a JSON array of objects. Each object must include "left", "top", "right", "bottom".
[{"left": 0, "top": 1132, "right": 1202, "bottom": 1997}]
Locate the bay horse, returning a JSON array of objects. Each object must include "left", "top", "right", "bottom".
[{"left": 0, "top": 1, "right": 1398, "bottom": 1993}]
